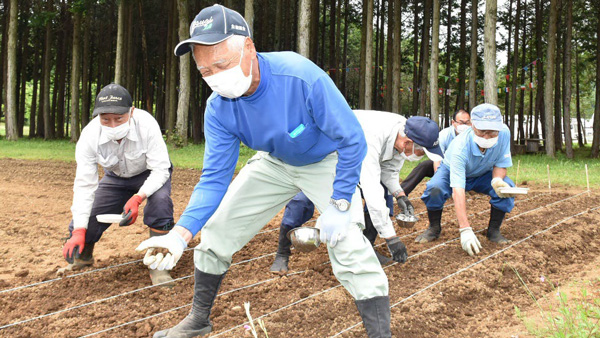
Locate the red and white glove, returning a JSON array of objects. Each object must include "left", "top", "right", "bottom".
[
  {"left": 63, "top": 228, "right": 86, "bottom": 262},
  {"left": 120, "top": 194, "right": 144, "bottom": 226}
]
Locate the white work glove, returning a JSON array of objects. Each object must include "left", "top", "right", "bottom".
[
  {"left": 459, "top": 227, "right": 482, "bottom": 256},
  {"left": 491, "top": 177, "right": 511, "bottom": 198},
  {"left": 135, "top": 230, "right": 188, "bottom": 270},
  {"left": 316, "top": 204, "right": 351, "bottom": 247}
]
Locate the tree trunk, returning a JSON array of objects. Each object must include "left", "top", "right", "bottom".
[
  {"left": 505, "top": 0, "right": 513, "bottom": 124},
  {"left": 419, "top": 0, "right": 431, "bottom": 116},
  {"left": 167, "top": 0, "right": 178, "bottom": 137},
  {"left": 341, "top": 0, "right": 349, "bottom": 98},
  {"left": 17, "top": 12, "right": 29, "bottom": 137},
  {"left": 429, "top": 0, "right": 440, "bottom": 122},
  {"left": 54, "top": 10, "right": 69, "bottom": 139},
  {"left": 468, "top": 0, "right": 478, "bottom": 110},
  {"left": 443, "top": 0, "right": 452, "bottom": 126},
  {"left": 320, "top": 0, "right": 326, "bottom": 66},
  {"left": 115, "top": 0, "right": 125, "bottom": 84},
  {"left": 328, "top": 0, "right": 337, "bottom": 84},
  {"left": 309, "top": 0, "right": 319, "bottom": 63},
  {"left": 42, "top": 10, "right": 53, "bottom": 139},
  {"left": 543, "top": 0, "right": 558, "bottom": 157},
  {"left": 5, "top": 0, "right": 17, "bottom": 140},
  {"left": 575, "top": 39, "right": 584, "bottom": 147},
  {"left": 359, "top": 0, "right": 374, "bottom": 109},
  {"left": 376, "top": 0, "right": 385, "bottom": 110},
  {"left": 456, "top": 0, "right": 467, "bottom": 110},
  {"left": 509, "top": 0, "right": 520, "bottom": 151},
  {"left": 554, "top": 0, "right": 562, "bottom": 150},
  {"left": 591, "top": 3, "right": 600, "bottom": 157},
  {"left": 385, "top": 0, "right": 394, "bottom": 112},
  {"left": 297, "top": 0, "right": 311, "bottom": 57},
  {"left": 0, "top": 0, "right": 6, "bottom": 123},
  {"left": 411, "top": 0, "right": 420, "bottom": 115},
  {"left": 518, "top": 0, "right": 526, "bottom": 143},
  {"left": 30, "top": 46, "right": 40, "bottom": 138},
  {"left": 81, "top": 12, "right": 91, "bottom": 128},
  {"left": 176, "top": 0, "right": 190, "bottom": 146},
  {"left": 534, "top": 0, "right": 544, "bottom": 139},
  {"left": 483, "top": 0, "right": 497, "bottom": 105},
  {"left": 245, "top": 0, "right": 254, "bottom": 34},
  {"left": 391, "top": 0, "right": 402, "bottom": 114},
  {"left": 70, "top": 10, "right": 82, "bottom": 142},
  {"left": 138, "top": 0, "right": 152, "bottom": 113},
  {"left": 562, "top": 0, "right": 573, "bottom": 159}
]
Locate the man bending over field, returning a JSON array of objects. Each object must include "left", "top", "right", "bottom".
[
  {"left": 417, "top": 103, "right": 515, "bottom": 256},
  {"left": 60, "top": 83, "right": 175, "bottom": 287}
]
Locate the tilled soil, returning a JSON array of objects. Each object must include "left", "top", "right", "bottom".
[{"left": 0, "top": 158, "right": 597, "bottom": 338}]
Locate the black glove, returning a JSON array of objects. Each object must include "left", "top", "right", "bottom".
[
  {"left": 396, "top": 195, "right": 415, "bottom": 216},
  {"left": 385, "top": 236, "right": 408, "bottom": 263}
]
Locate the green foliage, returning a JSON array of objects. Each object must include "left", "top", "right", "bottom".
[
  {"left": 0, "top": 137, "right": 256, "bottom": 172},
  {"left": 511, "top": 264, "right": 600, "bottom": 338}
]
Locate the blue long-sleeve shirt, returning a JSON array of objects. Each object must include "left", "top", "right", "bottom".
[{"left": 178, "top": 52, "right": 367, "bottom": 235}]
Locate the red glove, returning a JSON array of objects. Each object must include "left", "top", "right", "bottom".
[
  {"left": 120, "top": 194, "right": 144, "bottom": 226},
  {"left": 63, "top": 228, "right": 86, "bottom": 262}
]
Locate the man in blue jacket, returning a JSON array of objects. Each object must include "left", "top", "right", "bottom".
[
  {"left": 417, "top": 104, "right": 515, "bottom": 255},
  {"left": 136, "top": 5, "right": 390, "bottom": 338}
]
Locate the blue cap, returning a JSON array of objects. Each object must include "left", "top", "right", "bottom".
[
  {"left": 405, "top": 116, "right": 443, "bottom": 158},
  {"left": 174, "top": 4, "right": 251, "bottom": 56},
  {"left": 470, "top": 103, "right": 503, "bottom": 131}
]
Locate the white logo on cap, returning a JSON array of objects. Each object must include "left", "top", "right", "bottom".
[
  {"left": 433, "top": 140, "right": 439, "bottom": 146},
  {"left": 98, "top": 95, "right": 123, "bottom": 103},
  {"left": 481, "top": 114, "right": 497, "bottom": 120},
  {"left": 231, "top": 24, "right": 246, "bottom": 31},
  {"left": 190, "top": 17, "right": 214, "bottom": 35}
]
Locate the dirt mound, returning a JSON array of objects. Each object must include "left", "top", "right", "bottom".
[{"left": 0, "top": 159, "right": 597, "bottom": 337}]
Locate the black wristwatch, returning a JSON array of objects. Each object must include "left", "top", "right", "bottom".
[{"left": 330, "top": 198, "right": 351, "bottom": 212}]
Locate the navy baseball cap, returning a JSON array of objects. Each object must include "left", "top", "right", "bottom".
[
  {"left": 92, "top": 83, "right": 133, "bottom": 117},
  {"left": 470, "top": 103, "right": 503, "bottom": 131},
  {"left": 405, "top": 116, "right": 443, "bottom": 158},
  {"left": 174, "top": 4, "right": 252, "bottom": 56}
]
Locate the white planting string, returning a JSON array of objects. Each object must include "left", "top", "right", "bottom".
[
  {"left": 0, "top": 192, "right": 561, "bottom": 333},
  {"left": 61, "top": 192, "right": 554, "bottom": 336},
  {"left": 330, "top": 204, "right": 600, "bottom": 337},
  {"left": 0, "top": 192, "right": 486, "bottom": 295}
]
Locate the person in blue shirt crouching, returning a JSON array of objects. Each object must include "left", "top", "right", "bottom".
[
  {"left": 416, "top": 104, "right": 515, "bottom": 256},
  {"left": 135, "top": 4, "right": 391, "bottom": 338}
]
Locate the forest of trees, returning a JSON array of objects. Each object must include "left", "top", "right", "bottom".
[{"left": 0, "top": 0, "right": 599, "bottom": 158}]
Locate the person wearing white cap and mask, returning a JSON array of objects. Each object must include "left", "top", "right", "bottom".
[
  {"left": 135, "top": 4, "right": 391, "bottom": 338},
  {"left": 60, "top": 83, "right": 175, "bottom": 287},
  {"left": 416, "top": 103, "right": 515, "bottom": 256}
]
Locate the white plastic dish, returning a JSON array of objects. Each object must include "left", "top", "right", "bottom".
[
  {"left": 498, "top": 187, "right": 529, "bottom": 195},
  {"left": 96, "top": 214, "right": 125, "bottom": 224}
]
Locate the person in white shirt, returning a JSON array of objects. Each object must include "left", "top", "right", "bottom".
[
  {"left": 270, "top": 111, "right": 444, "bottom": 272},
  {"left": 59, "top": 83, "right": 175, "bottom": 287}
]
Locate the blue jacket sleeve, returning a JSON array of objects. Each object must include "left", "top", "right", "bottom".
[
  {"left": 176, "top": 108, "right": 239, "bottom": 236},
  {"left": 306, "top": 75, "right": 367, "bottom": 201}
]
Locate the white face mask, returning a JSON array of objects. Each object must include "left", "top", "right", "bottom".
[
  {"left": 203, "top": 45, "right": 253, "bottom": 99},
  {"left": 401, "top": 143, "right": 425, "bottom": 162},
  {"left": 474, "top": 135, "right": 498, "bottom": 149},
  {"left": 455, "top": 124, "right": 470, "bottom": 134},
  {"left": 101, "top": 112, "right": 131, "bottom": 141}
]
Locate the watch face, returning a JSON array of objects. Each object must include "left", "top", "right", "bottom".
[{"left": 332, "top": 199, "right": 350, "bottom": 212}]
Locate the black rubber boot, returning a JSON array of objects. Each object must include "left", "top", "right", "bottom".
[
  {"left": 270, "top": 225, "right": 292, "bottom": 273},
  {"left": 487, "top": 206, "right": 510, "bottom": 243},
  {"left": 153, "top": 269, "right": 226, "bottom": 338},
  {"left": 363, "top": 211, "right": 379, "bottom": 245},
  {"left": 355, "top": 296, "right": 392, "bottom": 338},
  {"left": 148, "top": 229, "right": 175, "bottom": 288},
  {"left": 58, "top": 243, "right": 95, "bottom": 275},
  {"left": 415, "top": 209, "right": 442, "bottom": 243}
]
